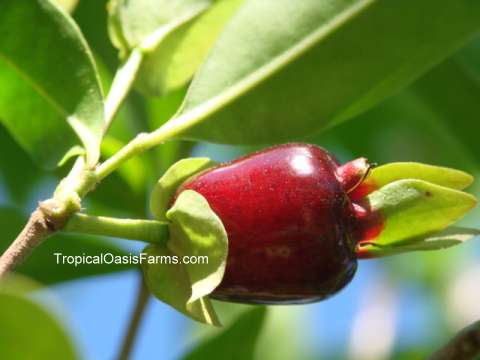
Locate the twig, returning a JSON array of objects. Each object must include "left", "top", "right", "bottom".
[
  {"left": 117, "top": 276, "right": 150, "bottom": 360},
  {"left": 0, "top": 159, "right": 89, "bottom": 279},
  {"left": 0, "top": 208, "right": 53, "bottom": 279},
  {"left": 429, "top": 320, "right": 480, "bottom": 360}
]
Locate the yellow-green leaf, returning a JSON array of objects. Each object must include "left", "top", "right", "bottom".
[
  {"left": 136, "top": 0, "right": 244, "bottom": 96},
  {"left": 357, "top": 179, "right": 477, "bottom": 257},
  {"left": 108, "top": 0, "right": 211, "bottom": 55},
  {"left": 358, "top": 227, "right": 480, "bottom": 257},
  {"left": 368, "top": 162, "right": 473, "bottom": 190}
]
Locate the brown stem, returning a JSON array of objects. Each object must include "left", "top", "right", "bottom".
[
  {"left": 429, "top": 320, "right": 480, "bottom": 360},
  {"left": 0, "top": 207, "right": 54, "bottom": 279},
  {"left": 0, "top": 194, "right": 80, "bottom": 280},
  {"left": 117, "top": 276, "right": 150, "bottom": 360}
]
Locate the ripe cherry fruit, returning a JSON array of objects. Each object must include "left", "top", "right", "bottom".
[{"left": 176, "top": 143, "right": 374, "bottom": 304}]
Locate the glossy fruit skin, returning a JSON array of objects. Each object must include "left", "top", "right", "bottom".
[{"left": 177, "top": 143, "right": 358, "bottom": 304}]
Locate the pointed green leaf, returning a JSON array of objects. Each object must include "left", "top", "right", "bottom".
[
  {"left": 142, "top": 244, "right": 221, "bottom": 326},
  {"left": 136, "top": 0, "right": 244, "bottom": 95},
  {"left": 150, "top": 157, "right": 217, "bottom": 220},
  {"left": 0, "top": 291, "right": 77, "bottom": 359},
  {"left": 108, "top": 0, "right": 211, "bottom": 55},
  {"left": 368, "top": 162, "right": 474, "bottom": 191},
  {"left": 181, "top": 307, "right": 267, "bottom": 360},
  {"left": 168, "top": 0, "right": 480, "bottom": 145},
  {"left": 0, "top": 0, "right": 104, "bottom": 168},
  {"left": 358, "top": 227, "right": 480, "bottom": 257},
  {"left": 166, "top": 190, "right": 228, "bottom": 303},
  {"left": 357, "top": 179, "right": 477, "bottom": 257}
]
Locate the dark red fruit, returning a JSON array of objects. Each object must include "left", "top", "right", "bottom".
[{"left": 176, "top": 143, "right": 371, "bottom": 304}]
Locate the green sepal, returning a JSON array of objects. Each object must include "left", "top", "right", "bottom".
[
  {"left": 143, "top": 190, "right": 227, "bottom": 326},
  {"left": 356, "top": 179, "right": 477, "bottom": 258},
  {"left": 366, "top": 162, "right": 473, "bottom": 191},
  {"left": 166, "top": 190, "right": 228, "bottom": 303},
  {"left": 150, "top": 157, "right": 217, "bottom": 220},
  {"left": 142, "top": 244, "right": 221, "bottom": 326},
  {"left": 357, "top": 227, "right": 480, "bottom": 258}
]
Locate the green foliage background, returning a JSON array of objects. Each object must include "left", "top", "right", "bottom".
[{"left": 0, "top": 0, "right": 479, "bottom": 359}]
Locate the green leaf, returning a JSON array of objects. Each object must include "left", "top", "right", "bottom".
[
  {"left": 358, "top": 227, "right": 480, "bottom": 257},
  {"left": 181, "top": 307, "right": 267, "bottom": 360},
  {"left": 142, "top": 244, "right": 221, "bottom": 326},
  {"left": 171, "top": 0, "right": 480, "bottom": 144},
  {"left": 0, "top": 291, "right": 77, "bottom": 359},
  {"left": 357, "top": 179, "right": 477, "bottom": 257},
  {"left": 0, "top": 273, "right": 45, "bottom": 296},
  {"left": 150, "top": 157, "right": 217, "bottom": 220},
  {"left": 311, "top": 77, "right": 477, "bottom": 171},
  {"left": 0, "top": 0, "right": 104, "bottom": 168},
  {"left": 136, "top": 0, "right": 244, "bottom": 96},
  {"left": 0, "top": 207, "right": 134, "bottom": 284},
  {"left": 457, "top": 35, "right": 480, "bottom": 82},
  {"left": 410, "top": 59, "right": 480, "bottom": 168},
  {"left": 108, "top": 0, "right": 211, "bottom": 55},
  {"left": 368, "top": 162, "right": 474, "bottom": 191},
  {"left": 166, "top": 190, "right": 228, "bottom": 303}
]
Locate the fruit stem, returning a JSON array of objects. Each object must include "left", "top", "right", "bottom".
[
  {"left": 117, "top": 275, "right": 150, "bottom": 360},
  {"left": 64, "top": 213, "right": 168, "bottom": 245}
]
